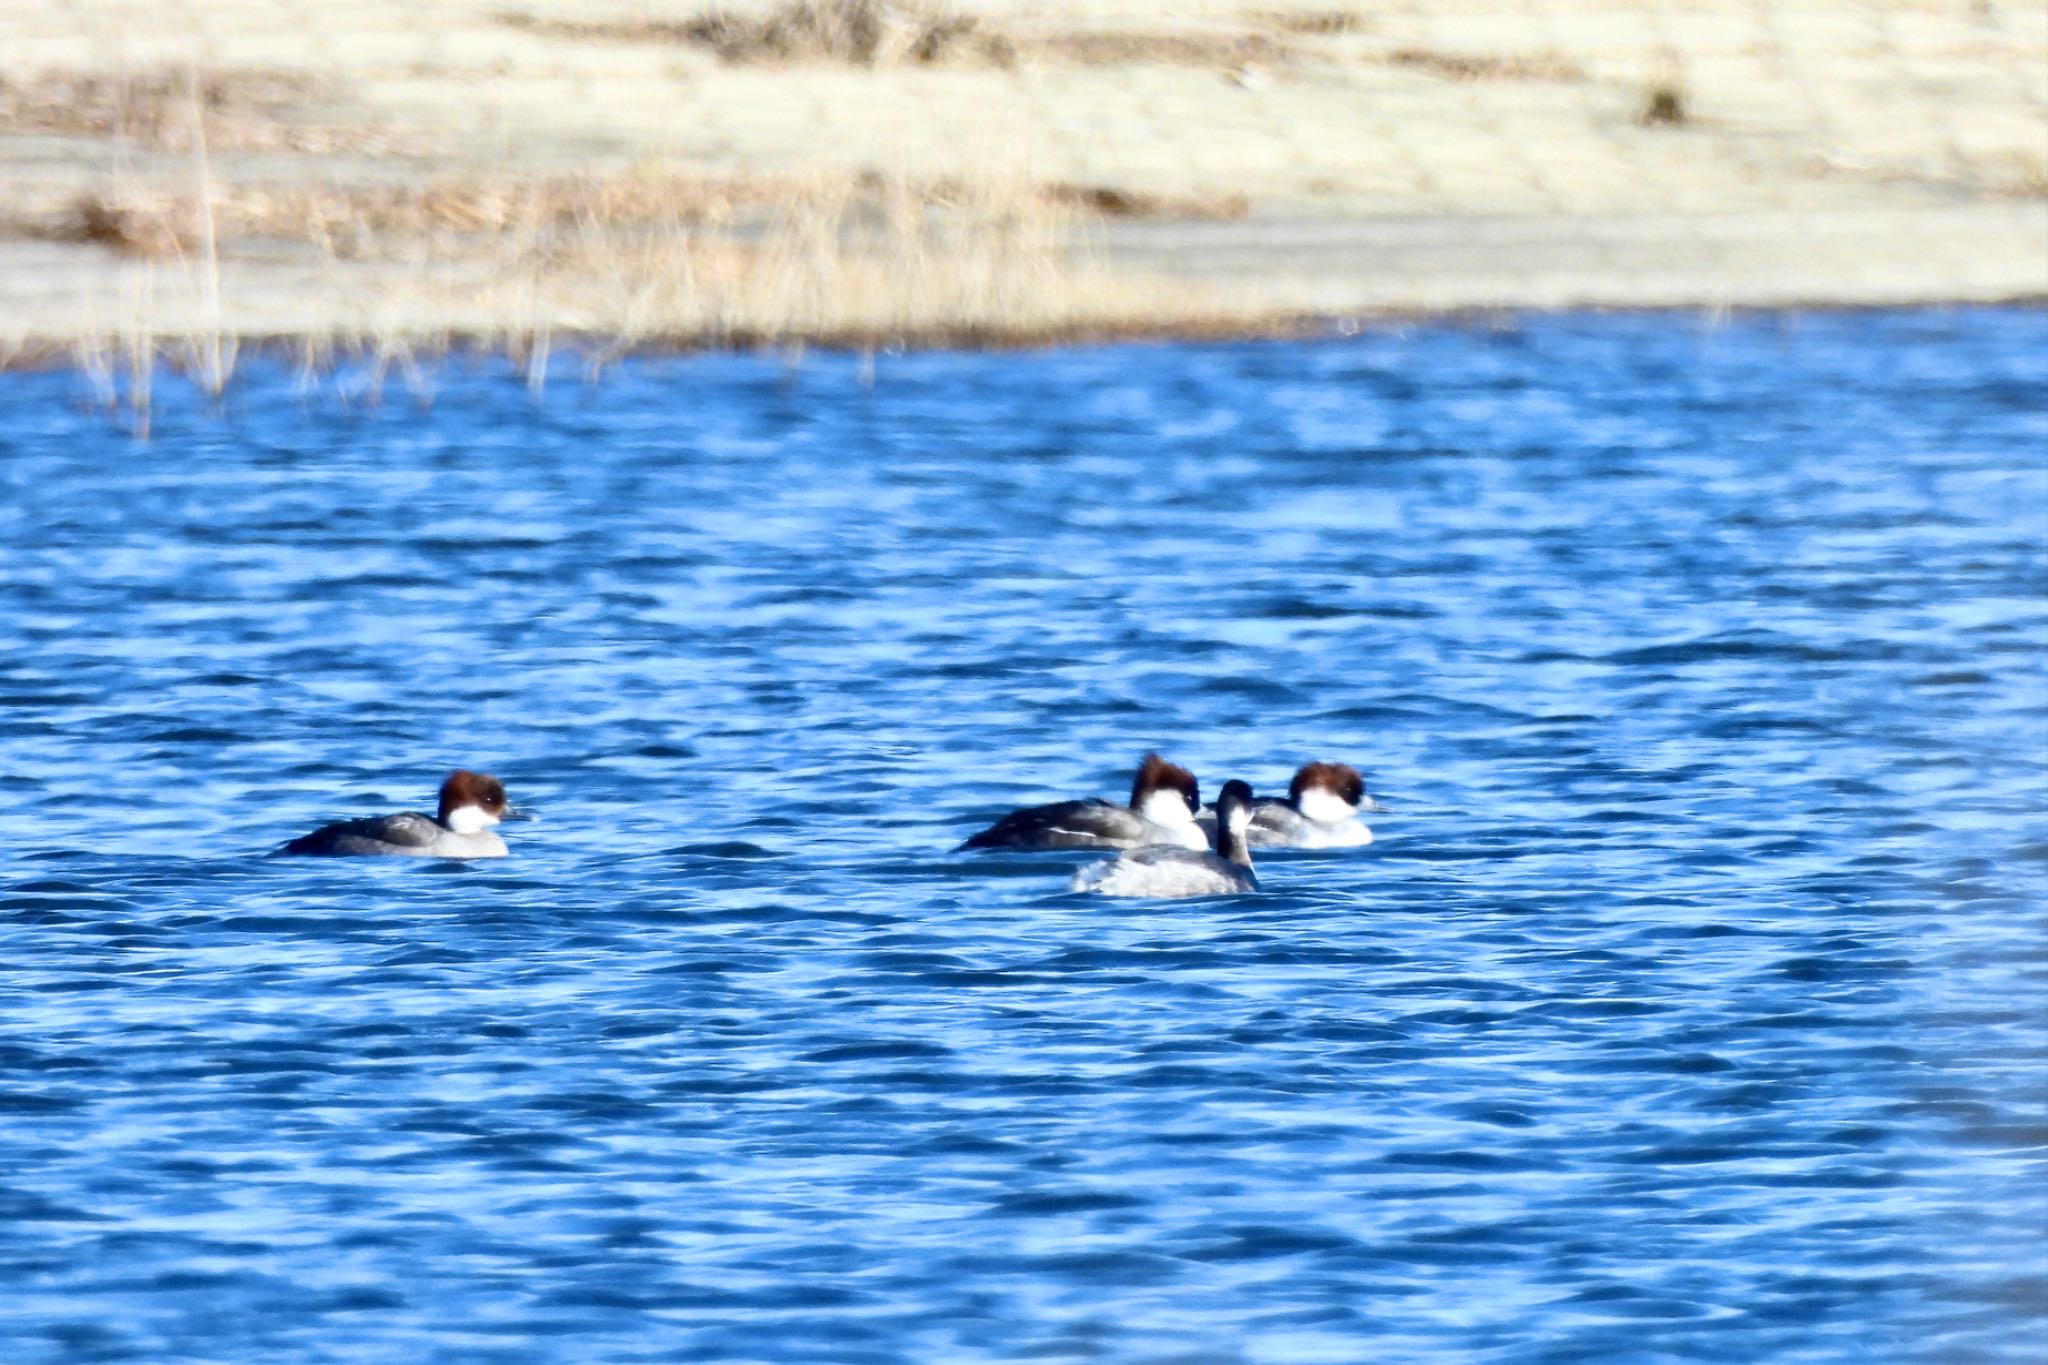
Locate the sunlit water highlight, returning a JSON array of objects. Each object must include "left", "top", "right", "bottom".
[{"left": 1, "top": 308, "right": 2044, "bottom": 1363}]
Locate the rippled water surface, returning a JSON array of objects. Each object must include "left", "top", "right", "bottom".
[{"left": 2, "top": 309, "right": 2044, "bottom": 1363}]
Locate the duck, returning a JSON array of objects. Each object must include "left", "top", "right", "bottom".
[
  {"left": 957, "top": 752, "right": 1206, "bottom": 851},
  {"left": 276, "top": 770, "right": 530, "bottom": 858},
  {"left": 1071, "top": 779, "right": 1259, "bottom": 898},
  {"left": 1200, "top": 761, "right": 1377, "bottom": 848}
]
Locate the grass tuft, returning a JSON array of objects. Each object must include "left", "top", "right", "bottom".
[
  {"left": 497, "top": 5, "right": 1307, "bottom": 71},
  {"left": 1388, "top": 48, "right": 1584, "bottom": 83},
  {"left": 32, "top": 162, "right": 1266, "bottom": 403},
  {"left": 500, "top": 1, "right": 1012, "bottom": 67},
  {"left": 1639, "top": 80, "right": 1688, "bottom": 127},
  {"left": 0, "top": 67, "right": 391, "bottom": 154},
  {"left": 1043, "top": 183, "right": 1250, "bottom": 220},
  {"left": 1260, "top": 9, "right": 1366, "bottom": 38}
]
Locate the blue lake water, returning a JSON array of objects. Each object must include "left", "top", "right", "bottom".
[{"left": 1, "top": 308, "right": 2044, "bottom": 1363}]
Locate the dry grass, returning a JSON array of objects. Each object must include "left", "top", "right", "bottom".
[
  {"left": 0, "top": 23, "right": 1345, "bottom": 391},
  {"left": 1636, "top": 51, "right": 1692, "bottom": 127},
  {"left": 549, "top": 186, "right": 1016, "bottom": 344},
  {"left": 429, "top": 171, "right": 1240, "bottom": 353},
  {"left": 498, "top": 1, "right": 1015, "bottom": 67},
  {"left": 57, "top": 68, "right": 238, "bottom": 432},
  {"left": 1638, "top": 79, "right": 1689, "bottom": 127},
  {"left": 19, "top": 166, "right": 1261, "bottom": 262},
  {"left": 20, "top": 173, "right": 792, "bottom": 260},
  {"left": 1387, "top": 48, "right": 1585, "bottom": 83},
  {"left": 42, "top": 165, "right": 1262, "bottom": 404},
  {"left": 1037, "top": 28, "right": 1295, "bottom": 68},
  {"left": 686, "top": 0, "right": 1011, "bottom": 66},
  {"left": 1255, "top": 9, "right": 1369, "bottom": 38},
  {"left": 498, "top": 3, "right": 1308, "bottom": 70},
  {"left": 503, "top": 6, "right": 1612, "bottom": 80},
  {"left": 0, "top": 66, "right": 401, "bottom": 154},
  {"left": 1043, "top": 183, "right": 1250, "bottom": 221}
]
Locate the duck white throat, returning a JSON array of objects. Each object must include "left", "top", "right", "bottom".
[
  {"left": 1138, "top": 788, "right": 1195, "bottom": 826},
  {"left": 1296, "top": 787, "right": 1358, "bottom": 824},
  {"left": 444, "top": 804, "right": 500, "bottom": 835}
]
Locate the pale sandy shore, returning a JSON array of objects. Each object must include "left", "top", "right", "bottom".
[{"left": 3, "top": 0, "right": 2044, "bottom": 362}]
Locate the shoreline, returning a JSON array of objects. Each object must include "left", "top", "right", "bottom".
[
  {"left": 8, "top": 202, "right": 2044, "bottom": 374},
  {"left": 5, "top": 1, "right": 2044, "bottom": 366},
  {"left": 12, "top": 295, "right": 2046, "bottom": 382}
]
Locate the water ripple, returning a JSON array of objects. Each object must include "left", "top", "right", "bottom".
[{"left": 0, "top": 309, "right": 2043, "bottom": 1362}]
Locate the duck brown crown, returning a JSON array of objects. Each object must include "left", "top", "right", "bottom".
[
  {"left": 1289, "top": 762, "right": 1364, "bottom": 808},
  {"left": 438, "top": 769, "right": 507, "bottom": 821},
  {"left": 1130, "top": 752, "right": 1200, "bottom": 814}
]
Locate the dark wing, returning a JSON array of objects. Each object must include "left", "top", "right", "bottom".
[
  {"left": 278, "top": 811, "right": 441, "bottom": 856},
  {"left": 958, "top": 799, "right": 1145, "bottom": 851},
  {"left": 1244, "top": 800, "right": 1309, "bottom": 845}
]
